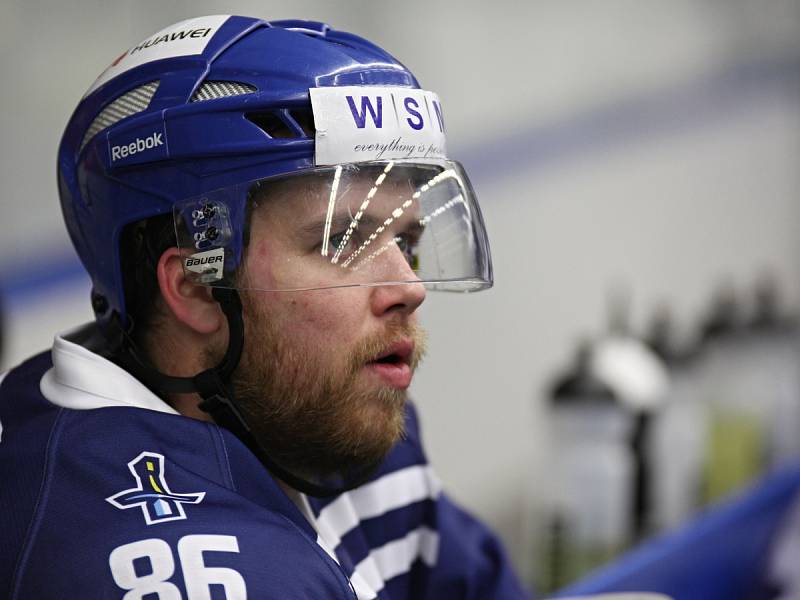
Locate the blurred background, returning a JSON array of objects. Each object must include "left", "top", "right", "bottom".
[{"left": 1, "top": 0, "right": 799, "bottom": 595}]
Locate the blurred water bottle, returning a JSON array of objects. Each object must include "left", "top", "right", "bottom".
[
  {"left": 591, "top": 290, "right": 669, "bottom": 540},
  {"left": 699, "top": 283, "right": 769, "bottom": 504},
  {"left": 746, "top": 273, "right": 800, "bottom": 468},
  {"left": 646, "top": 304, "right": 707, "bottom": 531},
  {"left": 540, "top": 341, "right": 635, "bottom": 592}
]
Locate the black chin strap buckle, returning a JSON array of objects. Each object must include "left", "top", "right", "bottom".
[{"left": 193, "top": 368, "right": 252, "bottom": 435}]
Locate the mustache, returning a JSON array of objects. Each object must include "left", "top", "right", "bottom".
[{"left": 345, "top": 321, "right": 428, "bottom": 375}]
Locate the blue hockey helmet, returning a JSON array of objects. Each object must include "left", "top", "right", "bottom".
[{"left": 58, "top": 15, "right": 493, "bottom": 331}]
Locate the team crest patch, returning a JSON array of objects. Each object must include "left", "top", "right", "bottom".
[{"left": 106, "top": 452, "right": 205, "bottom": 525}]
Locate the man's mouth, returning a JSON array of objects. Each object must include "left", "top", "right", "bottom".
[{"left": 365, "top": 340, "right": 415, "bottom": 389}]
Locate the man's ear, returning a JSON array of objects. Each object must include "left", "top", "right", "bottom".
[{"left": 156, "top": 247, "right": 223, "bottom": 335}]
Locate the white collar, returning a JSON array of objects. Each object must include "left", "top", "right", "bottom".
[{"left": 40, "top": 323, "right": 178, "bottom": 415}]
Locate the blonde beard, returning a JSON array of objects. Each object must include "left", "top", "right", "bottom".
[{"left": 228, "top": 291, "right": 427, "bottom": 483}]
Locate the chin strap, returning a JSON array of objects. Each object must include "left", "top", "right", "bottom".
[
  {"left": 111, "top": 287, "right": 374, "bottom": 498},
  {"left": 113, "top": 287, "right": 244, "bottom": 396}
]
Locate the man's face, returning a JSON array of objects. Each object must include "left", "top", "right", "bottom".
[{"left": 230, "top": 171, "right": 428, "bottom": 482}]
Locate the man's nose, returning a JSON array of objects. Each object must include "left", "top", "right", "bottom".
[{"left": 368, "top": 245, "right": 426, "bottom": 318}]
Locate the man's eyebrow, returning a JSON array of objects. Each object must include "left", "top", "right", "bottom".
[{"left": 299, "top": 213, "right": 385, "bottom": 237}]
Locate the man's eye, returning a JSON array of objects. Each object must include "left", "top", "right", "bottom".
[
  {"left": 396, "top": 234, "right": 420, "bottom": 270},
  {"left": 325, "top": 231, "right": 353, "bottom": 256},
  {"left": 329, "top": 232, "right": 346, "bottom": 248},
  {"left": 328, "top": 232, "right": 349, "bottom": 250}
]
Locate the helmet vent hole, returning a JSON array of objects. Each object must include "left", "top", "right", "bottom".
[
  {"left": 80, "top": 80, "right": 160, "bottom": 153},
  {"left": 190, "top": 80, "right": 257, "bottom": 103},
  {"left": 245, "top": 111, "right": 296, "bottom": 139},
  {"left": 287, "top": 109, "right": 315, "bottom": 137}
]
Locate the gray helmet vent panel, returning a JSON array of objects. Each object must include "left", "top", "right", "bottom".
[
  {"left": 190, "top": 81, "right": 257, "bottom": 103},
  {"left": 80, "top": 80, "right": 160, "bottom": 152}
]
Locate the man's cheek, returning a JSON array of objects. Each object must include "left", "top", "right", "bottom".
[{"left": 295, "top": 292, "right": 361, "bottom": 329}]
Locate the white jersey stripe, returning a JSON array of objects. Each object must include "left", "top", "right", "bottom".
[
  {"left": 314, "top": 534, "right": 382, "bottom": 600},
  {"left": 315, "top": 534, "right": 339, "bottom": 562},
  {"left": 349, "top": 568, "right": 379, "bottom": 600},
  {"left": 353, "top": 552, "right": 384, "bottom": 596},
  {"left": 316, "top": 465, "right": 441, "bottom": 548},
  {"left": 352, "top": 527, "right": 440, "bottom": 597}
]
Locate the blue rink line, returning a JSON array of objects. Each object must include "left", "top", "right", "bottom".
[
  {"left": 1, "top": 55, "right": 798, "bottom": 309},
  {"left": 459, "top": 55, "right": 800, "bottom": 183},
  {"left": 0, "top": 251, "right": 90, "bottom": 311}
]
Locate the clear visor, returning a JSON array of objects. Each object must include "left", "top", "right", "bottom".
[{"left": 174, "top": 160, "right": 492, "bottom": 293}]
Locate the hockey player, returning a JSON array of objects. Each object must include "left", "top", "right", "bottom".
[{"left": 0, "top": 15, "right": 530, "bottom": 599}]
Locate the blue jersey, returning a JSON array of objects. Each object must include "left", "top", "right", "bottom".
[{"left": 0, "top": 329, "right": 531, "bottom": 599}]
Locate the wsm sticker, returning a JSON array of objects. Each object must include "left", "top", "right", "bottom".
[{"left": 310, "top": 86, "right": 448, "bottom": 165}]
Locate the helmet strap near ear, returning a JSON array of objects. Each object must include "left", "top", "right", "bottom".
[
  {"left": 111, "top": 287, "right": 371, "bottom": 497},
  {"left": 111, "top": 287, "right": 244, "bottom": 396}
]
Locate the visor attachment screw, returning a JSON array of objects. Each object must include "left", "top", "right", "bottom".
[{"left": 206, "top": 226, "right": 218, "bottom": 241}]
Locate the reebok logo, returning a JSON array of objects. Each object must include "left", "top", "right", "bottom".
[{"left": 111, "top": 132, "right": 163, "bottom": 161}]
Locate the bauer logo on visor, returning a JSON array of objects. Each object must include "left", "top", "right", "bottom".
[
  {"left": 184, "top": 248, "right": 225, "bottom": 283},
  {"left": 310, "top": 87, "right": 447, "bottom": 165}
]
